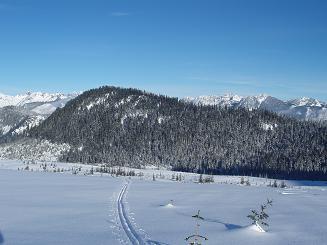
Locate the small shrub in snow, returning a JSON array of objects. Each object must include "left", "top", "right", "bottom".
[
  {"left": 185, "top": 210, "right": 208, "bottom": 244},
  {"left": 247, "top": 199, "right": 273, "bottom": 231},
  {"left": 204, "top": 175, "right": 214, "bottom": 183},
  {"left": 198, "top": 174, "right": 203, "bottom": 183},
  {"left": 273, "top": 180, "right": 278, "bottom": 188},
  {"left": 279, "top": 181, "right": 287, "bottom": 188}
]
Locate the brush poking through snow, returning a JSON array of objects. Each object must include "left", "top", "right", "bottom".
[{"left": 1, "top": 160, "right": 327, "bottom": 244}]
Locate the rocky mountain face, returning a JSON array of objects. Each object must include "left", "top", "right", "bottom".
[
  {"left": 183, "top": 94, "right": 327, "bottom": 122},
  {"left": 0, "top": 92, "right": 77, "bottom": 140}
]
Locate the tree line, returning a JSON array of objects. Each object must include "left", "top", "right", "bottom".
[{"left": 28, "top": 86, "right": 327, "bottom": 180}]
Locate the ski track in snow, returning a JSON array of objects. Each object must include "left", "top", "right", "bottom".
[{"left": 117, "top": 182, "right": 148, "bottom": 245}]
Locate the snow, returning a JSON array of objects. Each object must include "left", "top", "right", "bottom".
[
  {"left": 289, "top": 97, "right": 323, "bottom": 107},
  {"left": 1, "top": 125, "right": 11, "bottom": 135},
  {"left": 0, "top": 140, "right": 71, "bottom": 161},
  {"left": 127, "top": 179, "right": 327, "bottom": 245},
  {"left": 0, "top": 93, "right": 22, "bottom": 108},
  {"left": 11, "top": 115, "right": 45, "bottom": 135},
  {"left": 185, "top": 94, "right": 326, "bottom": 109},
  {"left": 184, "top": 94, "right": 327, "bottom": 121},
  {"left": 157, "top": 116, "right": 164, "bottom": 124},
  {"left": 114, "top": 95, "right": 134, "bottom": 108},
  {"left": 256, "top": 94, "right": 269, "bottom": 104},
  {"left": 184, "top": 94, "right": 243, "bottom": 107},
  {"left": 120, "top": 114, "right": 128, "bottom": 125},
  {"left": 80, "top": 93, "right": 113, "bottom": 110},
  {"left": 86, "top": 97, "right": 106, "bottom": 110},
  {"left": 248, "top": 224, "right": 266, "bottom": 233},
  {"left": 121, "top": 111, "right": 149, "bottom": 126},
  {"left": 164, "top": 203, "right": 175, "bottom": 208},
  {"left": 0, "top": 169, "right": 122, "bottom": 245},
  {"left": 31, "top": 103, "right": 57, "bottom": 115},
  {"left": 0, "top": 160, "right": 327, "bottom": 244},
  {"left": 261, "top": 122, "right": 277, "bottom": 131},
  {"left": 0, "top": 92, "right": 77, "bottom": 108}
]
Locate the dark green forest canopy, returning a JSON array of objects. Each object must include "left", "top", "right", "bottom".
[{"left": 29, "top": 86, "right": 327, "bottom": 180}]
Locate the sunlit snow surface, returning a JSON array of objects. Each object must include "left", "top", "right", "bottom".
[
  {"left": 0, "top": 169, "right": 123, "bottom": 245},
  {"left": 128, "top": 181, "right": 327, "bottom": 245},
  {"left": 0, "top": 160, "right": 327, "bottom": 245}
]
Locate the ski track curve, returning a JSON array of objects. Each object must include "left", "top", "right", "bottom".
[{"left": 117, "top": 182, "right": 147, "bottom": 245}]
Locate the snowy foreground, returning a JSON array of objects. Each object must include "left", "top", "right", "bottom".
[{"left": 0, "top": 161, "right": 327, "bottom": 244}]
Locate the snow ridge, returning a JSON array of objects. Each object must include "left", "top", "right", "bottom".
[
  {"left": 183, "top": 94, "right": 327, "bottom": 121},
  {"left": 0, "top": 92, "right": 78, "bottom": 138},
  {"left": 0, "top": 92, "right": 78, "bottom": 108}
]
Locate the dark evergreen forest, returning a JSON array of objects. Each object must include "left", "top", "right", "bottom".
[{"left": 29, "top": 86, "right": 327, "bottom": 180}]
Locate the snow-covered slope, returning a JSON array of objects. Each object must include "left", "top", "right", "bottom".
[
  {"left": 183, "top": 94, "right": 243, "bottom": 107},
  {"left": 0, "top": 168, "right": 122, "bottom": 245},
  {"left": 0, "top": 92, "right": 76, "bottom": 108},
  {"left": 184, "top": 94, "right": 327, "bottom": 121},
  {"left": 288, "top": 97, "right": 324, "bottom": 107},
  {"left": 0, "top": 92, "right": 78, "bottom": 138},
  {"left": 0, "top": 139, "right": 71, "bottom": 161},
  {"left": 237, "top": 94, "right": 270, "bottom": 111},
  {"left": 0, "top": 164, "right": 326, "bottom": 245}
]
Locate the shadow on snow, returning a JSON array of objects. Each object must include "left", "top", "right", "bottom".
[
  {"left": 204, "top": 217, "right": 243, "bottom": 230},
  {"left": 176, "top": 210, "right": 244, "bottom": 231},
  {"left": 0, "top": 230, "right": 4, "bottom": 244}
]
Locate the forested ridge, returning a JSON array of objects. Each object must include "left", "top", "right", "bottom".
[{"left": 29, "top": 86, "right": 327, "bottom": 180}]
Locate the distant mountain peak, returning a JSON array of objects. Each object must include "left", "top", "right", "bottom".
[
  {"left": 0, "top": 91, "right": 78, "bottom": 139},
  {"left": 183, "top": 93, "right": 243, "bottom": 107},
  {"left": 288, "top": 97, "right": 324, "bottom": 107},
  {"left": 256, "top": 93, "right": 270, "bottom": 103},
  {"left": 0, "top": 91, "right": 78, "bottom": 108},
  {"left": 184, "top": 93, "right": 326, "bottom": 121}
]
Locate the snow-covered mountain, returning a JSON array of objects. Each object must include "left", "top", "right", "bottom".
[
  {"left": 0, "top": 86, "right": 325, "bottom": 180},
  {"left": 183, "top": 94, "right": 243, "bottom": 107},
  {"left": 183, "top": 94, "right": 327, "bottom": 121},
  {"left": 0, "top": 92, "right": 77, "bottom": 112},
  {"left": 288, "top": 97, "right": 324, "bottom": 107},
  {"left": 0, "top": 92, "right": 78, "bottom": 138}
]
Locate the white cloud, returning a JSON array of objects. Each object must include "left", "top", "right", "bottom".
[{"left": 111, "top": 12, "right": 130, "bottom": 17}]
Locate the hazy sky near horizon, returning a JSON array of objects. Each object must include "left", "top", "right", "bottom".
[{"left": 0, "top": 0, "right": 326, "bottom": 100}]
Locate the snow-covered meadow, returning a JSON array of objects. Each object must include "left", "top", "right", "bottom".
[
  {"left": 0, "top": 160, "right": 327, "bottom": 244},
  {"left": 0, "top": 169, "right": 123, "bottom": 245}
]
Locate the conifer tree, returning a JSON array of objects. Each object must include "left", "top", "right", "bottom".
[
  {"left": 247, "top": 199, "right": 273, "bottom": 231},
  {"left": 199, "top": 174, "right": 203, "bottom": 184}
]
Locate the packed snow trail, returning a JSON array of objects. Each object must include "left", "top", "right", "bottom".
[{"left": 118, "top": 182, "right": 147, "bottom": 245}]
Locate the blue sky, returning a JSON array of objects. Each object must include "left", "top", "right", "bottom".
[{"left": 0, "top": 0, "right": 326, "bottom": 101}]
